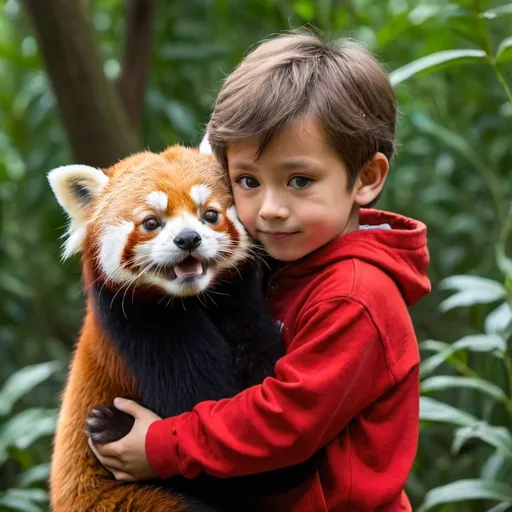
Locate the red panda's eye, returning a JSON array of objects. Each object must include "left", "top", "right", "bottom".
[
  {"left": 142, "top": 215, "right": 161, "bottom": 231},
  {"left": 203, "top": 209, "right": 219, "bottom": 224}
]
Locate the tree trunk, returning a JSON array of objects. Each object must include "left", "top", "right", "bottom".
[
  {"left": 22, "top": 0, "right": 140, "bottom": 168},
  {"left": 116, "top": 0, "right": 158, "bottom": 130}
]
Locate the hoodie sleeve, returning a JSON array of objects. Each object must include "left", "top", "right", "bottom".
[{"left": 146, "top": 297, "right": 395, "bottom": 479}]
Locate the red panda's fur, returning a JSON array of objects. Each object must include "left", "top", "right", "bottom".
[{"left": 49, "top": 147, "right": 237, "bottom": 511}]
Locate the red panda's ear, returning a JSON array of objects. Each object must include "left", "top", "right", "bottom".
[
  {"left": 47, "top": 165, "right": 109, "bottom": 259},
  {"left": 199, "top": 133, "right": 212, "bottom": 155}
]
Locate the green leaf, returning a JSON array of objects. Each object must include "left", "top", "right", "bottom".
[
  {"left": 419, "top": 339, "right": 450, "bottom": 352},
  {"left": 482, "top": 451, "right": 508, "bottom": 480},
  {"left": 0, "top": 408, "right": 58, "bottom": 466},
  {"left": 441, "top": 275, "right": 505, "bottom": 295},
  {"left": 420, "top": 397, "right": 478, "bottom": 426},
  {"left": 421, "top": 376, "right": 508, "bottom": 404},
  {"left": 451, "top": 334, "right": 507, "bottom": 354},
  {"left": 497, "top": 36, "right": 512, "bottom": 63},
  {"left": 485, "top": 302, "right": 512, "bottom": 334},
  {"left": 19, "top": 463, "right": 50, "bottom": 488},
  {"left": 417, "top": 480, "right": 512, "bottom": 512},
  {"left": 482, "top": 4, "right": 512, "bottom": 20},
  {"left": 377, "top": 12, "right": 410, "bottom": 49},
  {"left": 452, "top": 423, "right": 512, "bottom": 457},
  {"left": 420, "top": 335, "right": 506, "bottom": 378},
  {"left": 487, "top": 503, "right": 512, "bottom": 512},
  {"left": 447, "top": 13, "right": 488, "bottom": 49},
  {"left": 496, "top": 243, "right": 512, "bottom": 278},
  {"left": 411, "top": 114, "right": 504, "bottom": 220},
  {"left": 390, "top": 49, "right": 486, "bottom": 86},
  {"left": 439, "top": 275, "right": 505, "bottom": 311},
  {"left": 0, "top": 488, "right": 48, "bottom": 512},
  {"left": 0, "top": 361, "right": 62, "bottom": 417}
]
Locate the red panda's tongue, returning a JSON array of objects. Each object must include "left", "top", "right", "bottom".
[{"left": 173, "top": 257, "right": 203, "bottom": 279}]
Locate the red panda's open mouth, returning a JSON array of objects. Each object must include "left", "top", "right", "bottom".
[{"left": 162, "top": 256, "right": 206, "bottom": 281}]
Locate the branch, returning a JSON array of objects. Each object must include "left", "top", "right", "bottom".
[
  {"left": 116, "top": 0, "right": 159, "bottom": 129},
  {"left": 22, "top": 0, "right": 140, "bottom": 167}
]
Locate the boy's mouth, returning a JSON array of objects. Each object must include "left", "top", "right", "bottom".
[{"left": 260, "top": 230, "right": 299, "bottom": 241}]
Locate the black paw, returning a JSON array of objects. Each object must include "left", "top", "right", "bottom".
[{"left": 85, "top": 405, "right": 135, "bottom": 444}]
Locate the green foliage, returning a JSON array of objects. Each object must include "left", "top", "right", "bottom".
[
  {"left": 0, "top": 363, "right": 61, "bottom": 511},
  {"left": 0, "top": 0, "right": 511, "bottom": 510}
]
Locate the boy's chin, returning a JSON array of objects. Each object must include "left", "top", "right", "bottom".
[{"left": 262, "top": 243, "right": 307, "bottom": 263}]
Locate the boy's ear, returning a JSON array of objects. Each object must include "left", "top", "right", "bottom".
[
  {"left": 47, "top": 165, "right": 109, "bottom": 258},
  {"left": 354, "top": 152, "right": 389, "bottom": 207}
]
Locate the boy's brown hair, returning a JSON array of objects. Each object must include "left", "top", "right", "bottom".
[{"left": 207, "top": 30, "right": 397, "bottom": 189}]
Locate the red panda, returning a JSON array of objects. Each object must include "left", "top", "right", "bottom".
[{"left": 48, "top": 146, "right": 317, "bottom": 512}]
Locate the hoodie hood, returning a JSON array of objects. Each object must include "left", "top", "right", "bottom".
[{"left": 282, "top": 209, "right": 431, "bottom": 307}]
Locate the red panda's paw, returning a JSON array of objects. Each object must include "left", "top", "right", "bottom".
[{"left": 85, "top": 405, "right": 135, "bottom": 444}]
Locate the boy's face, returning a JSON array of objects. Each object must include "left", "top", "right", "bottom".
[{"left": 227, "top": 116, "right": 360, "bottom": 262}]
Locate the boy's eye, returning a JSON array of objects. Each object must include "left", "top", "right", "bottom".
[
  {"left": 289, "top": 176, "right": 313, "bottom": 189},
  {"left": 238, "top": 176, "right": 260, "bottom": 189}
]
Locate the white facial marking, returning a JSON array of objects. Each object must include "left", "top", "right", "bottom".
[
  {"left": 62, "top": 225, "right": 86, "bottom": 260},
  {"left": 208, "top": 201, "right": 222, "bottom": 211},
  {"left": 146, "top": 191, "right": 168, "bottom": 212},
  {"left": 226, "top": 206, "right": 250, "bottom": 263},
  {"left": 190, "top": 184, "right": 211, "bottom": 207},
  {"left": 99, "top": 221, "right": 135, "bottom": 282}
]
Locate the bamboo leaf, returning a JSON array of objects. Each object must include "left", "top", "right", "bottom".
[
  {"left": 439, "top": 275, "right": 505, "bottom": 311},
  {"left": 19, "top": 464, "right": 50, "bottom": 488},
  {"left": 0, "top": 488, "right": 48, "bottom": 512},
  {"left": 452, "top": 424, "right": 512, "bottom": 457},
  {"left": 0, "top": 361, "right": 62, "bottom": 417},
  {"left": 419, "top": 340, "right": 450, "bottom": 352},
  {"left": 418, "top": 480, "right": 512, "bottom": 512},
  {"left": 390, "top": 49, "right": 486, "bottom": 86},
  {"left": 485, "top": 302, "right": 512, "bottom": 334},
  {"left": 421, "top": 376, "right": 507, "bottom": 403},
  {"left": 482, "top": 451, "right": 508, "bottom": 481},
  {"left": 497, "top": 36, "right": 512, "bottom": 64},
  {"left": 487, "top": 503, "right": 512, "bottom": 512},
  {"left": 482, "top": 4, "right": 512, "bottom": 20},
  {"left": 0, "top": 408, "right": 57, "bottom": 466},
  {"left": 420, "top": 397, "right": 478, "bottom": 426},
  {"left": 452, "top": 334, "right": 506, "bottom": 354},
  {"left": 420, "top": 335, "right": 506, "bottom": 377}
]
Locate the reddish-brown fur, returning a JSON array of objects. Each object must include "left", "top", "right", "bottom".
[{"left": 50, "top": 147, "right": 233, "bottom": 511}]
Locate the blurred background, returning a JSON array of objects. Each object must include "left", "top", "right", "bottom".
[{"left": 0, "top": 0, "right": 511, "bottom": 510}]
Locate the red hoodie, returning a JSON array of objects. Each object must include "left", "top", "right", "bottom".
[{"left": 146, "top": 209, "right": 431, "bottom": 511}]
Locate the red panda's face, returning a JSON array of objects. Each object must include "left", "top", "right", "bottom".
[{"left": 48, "top": 147, "right": 250, "bottom": 297}]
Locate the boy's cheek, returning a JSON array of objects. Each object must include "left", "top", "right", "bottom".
[{"left": 232, "top": 198, "right": 255, "bottom": 232}]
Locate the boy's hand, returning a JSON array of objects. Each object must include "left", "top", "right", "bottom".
[{"left": 88, "top": 397, "right": 161, "bottom": 482}]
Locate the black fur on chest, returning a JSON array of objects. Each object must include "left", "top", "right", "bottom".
[{"left": 93, "top": 287, "right": 242, "bottom": 417}]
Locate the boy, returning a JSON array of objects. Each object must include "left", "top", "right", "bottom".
[{"left": 90, "top": 31, "right": 431, "bottom": 510}]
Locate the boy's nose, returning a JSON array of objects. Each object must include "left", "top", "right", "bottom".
[{"left": 259, "top": 195, "right": 289, "bottom": 220}]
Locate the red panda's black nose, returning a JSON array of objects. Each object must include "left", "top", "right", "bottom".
[{"left": 174, "top": 230, "right": 202, "bottom": 250}]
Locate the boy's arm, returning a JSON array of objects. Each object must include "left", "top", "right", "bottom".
[{"left": 146, "top": 297, "right": 400, "bottom": 480}]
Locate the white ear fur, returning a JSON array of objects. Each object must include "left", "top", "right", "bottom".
[
  {"left": 199, "top": 132, "right": 212, "bottom": 155},
  {"left": 47, "top": 164, "right": 109, "bottom": 258}
]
